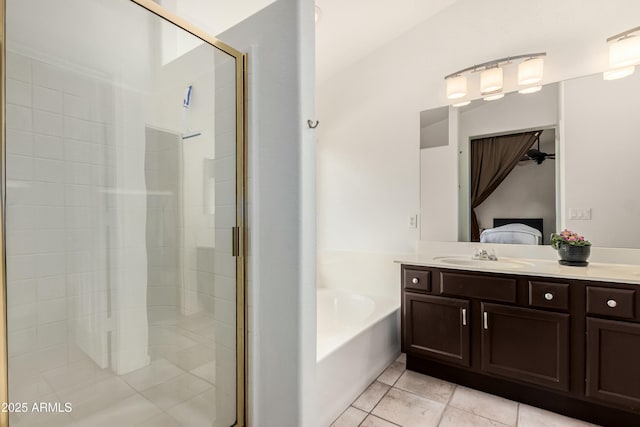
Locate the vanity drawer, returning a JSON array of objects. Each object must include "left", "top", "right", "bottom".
[
  {"left": 440, "top": 272, "right": 516, "bottom": 303},
  {"left": 529, "top": 281, "right": 569, "bottom": 311},
  {"left": 403, "top": 268, "right": 431, "bottom": 292},
  {"left": 586, "top": 286, "right": 635, "bottom": 320}
]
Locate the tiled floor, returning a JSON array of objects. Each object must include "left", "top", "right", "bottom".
[
  {"left": 331, "top": 354, "right": 601, "bottom": 427},
  {"left": 10, "top": 313, "right": 218, "bottom": 427}
]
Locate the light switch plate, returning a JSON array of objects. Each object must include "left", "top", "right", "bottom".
[{"left": 568, "top": 208, "right": 592, "bottom": 220}]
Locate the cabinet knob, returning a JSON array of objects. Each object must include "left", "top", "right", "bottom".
[
  {"left": 412, "top": 278, "right": 419, "bottom": 284},
  {"left": 607, "top": 299, "right": 617, "bottom": 308},
  {"left": 544, "top": 293, "right": 554, "bottom": 301}
]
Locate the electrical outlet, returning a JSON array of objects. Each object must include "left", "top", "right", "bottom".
[{"left": 408, "top": 214, "right": 418, "bottom": 229}]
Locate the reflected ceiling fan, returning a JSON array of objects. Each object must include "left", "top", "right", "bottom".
[{"left": 521, "top": 131, "right": 555, "bottom": 164}]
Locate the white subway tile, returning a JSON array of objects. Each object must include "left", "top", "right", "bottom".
[
  {"left": 32, "top": 61, "right": 65, "bottom": 90},
  {"left": 213, "top": 251, "right": 235, "bottom": 279},
  {"left": 63, "top": 93, "right": 92, "bottom": 120},
  {"left": 33, "top": 110, "right": 63, "bottom": 136},
  {"left": 65, "top": 184, "right": 95, "bottom": 206},
  {"left": 37, "top": 321, "right": 67, "bottom": 348},
  {"left": 7, "top": 255, "right": 36, "bottom": 281},
  {"left": 64, "top": 207, "right": 91, "bottom": 228},
  {"left": 65, "top": 162, "right": 93, "bottom": 185},
  {"left": 34, "top": 134, "right": 64, "bottom": 160},
  {"left": 6, "top": 180, "right": 34, "bottom": 206},
  {"left": 65, "top": 139, "right": 99, "bottom": 163},
  {"left": 32, "top": 182, "right": 64, "bottom": 206},
  {"left": 7, "top": 79, "right": 32, "bottom": 107},
  {"left": 6, "top": 104, "right": 33, "bottom": 131},
  {"left": 6, "top": 51, "right": 32, "bottom": 83},
  {"left": 215, "top": 180, "right": 235, "bottom": 207},
  {"left": 6, "top": 154, "right": 33, "bottom": 181},
  {"left": 214, "top": 297, "right": 235, "bottom": 325},
  {"left": 37, "top": 299, "right": 67, "bottom": 324},
  {"left": 33, "top": 85, "right": 63, "bottom": 113},
  {"left": 7, "top": 279, "right": 37, "bottom": 306},
  {"left": 34, "top": 253, "right": 66, "bottom": 277},
  {"left": 63, "top": 72, "right": 95, "bottom": 98},
  {"left": 6, "top": 230, "right": 38, "bottom": 255},
  {"left": 66, "top": 251, "right": 90, "bottom": 274},
  {"left": 7, "top": 303, "right": 37, "bottom": 331},
  {"left": 8, "top": 328, "right": 37, "bottom": 356},
  {"left": 6, "top": 129, "right": 34, "bottom": 156},
  {"left": 35, "top": 206, "right": 65, "bottom": 229},
  {"left": 37, "top": 276, "right": 66, "bottom": 301},
  {"left": 34, "top": 158, "right": 66, "bottom": 183}
]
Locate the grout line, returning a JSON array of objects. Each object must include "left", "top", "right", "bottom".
[{"left": 515, "top": 402, "right": 520, "bottom": 427}]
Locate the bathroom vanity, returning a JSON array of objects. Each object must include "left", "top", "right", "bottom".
[{"left": 400, "top": 258, "right": 640, "bottom": 426}]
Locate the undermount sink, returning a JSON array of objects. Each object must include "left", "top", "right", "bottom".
[{"left": 433, "top": 256, "right": 533, "bottom": 269}]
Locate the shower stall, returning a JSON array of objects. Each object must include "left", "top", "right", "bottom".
[{"left": 0, "top": 0, "right": 247, "bottom": 426}]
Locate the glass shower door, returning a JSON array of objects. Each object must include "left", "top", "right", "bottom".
[{"left": 2, "top": 0, "right": 245, "bottom": 426}]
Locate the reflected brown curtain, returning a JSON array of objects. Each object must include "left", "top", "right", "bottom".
[{"left": 470, "top": 131, "right": 539, "bottom": 241}]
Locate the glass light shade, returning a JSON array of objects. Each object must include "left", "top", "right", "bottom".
[
  {"left": 609, "top": 35, "right": 640, "bottom": 68},
  {"left": 483, "top": 93, "right": 504, "bottom": 101},
  {"left": 480, "top": 67, "right": 503, "bottom": 93},
  {"left": 446, "top": 75, "right": 467, "bottom": 99},
  {"left": 452, "top": 100, "right": 471, "bottom": 107},
  {"left": 518, "top": 85, "right": 542, "bottom": 94},
  {"left": 603, "top": 66, "right": 635, "bottom": 80},
  {"left": 518, "top": 57, "right": 544, "bottom": 85}
]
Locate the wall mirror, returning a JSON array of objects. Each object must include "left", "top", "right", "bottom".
[{"left": 420, "top": 70, "right": 640, "bottom": 249}]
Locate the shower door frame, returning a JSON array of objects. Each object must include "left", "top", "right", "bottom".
[{"left": 0, "top": 0, "right": 248, "bottom": 425}]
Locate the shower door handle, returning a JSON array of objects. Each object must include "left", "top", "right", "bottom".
[{"left": 232, "top": 226, "right": 240, "bottom": 257}]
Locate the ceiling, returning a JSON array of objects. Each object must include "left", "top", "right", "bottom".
[{"left": 315, "top": 0, "right": 458, "bottom": 83}]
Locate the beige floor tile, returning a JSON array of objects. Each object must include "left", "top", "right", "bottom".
[
  {"left": 74, "top": 394, "right": 161, "bottom": 427},
  {"left": 517, "top": 404, "right": 601, "bottom": 427},
  {"left": 42, "top": 361, "right": 113, "bottom": 393},
  {"left": 330, "top": 406, "right": 368, "bottom": 427},
  {"left": 394, "top": 370, "right": 456, "bottom": 404},
  {"left": 61, "top": 376, "right": 136, "bottom": 420},
  {"left": 12, "top": 411, "right": 76, "bottom": 427},
  {"left": 396, "top": 353, "right": 406, "bottom": 364},
  {"left": 136, "top": 413, "right": 182, "bottom": 427},
  {"left": 122, "top": 358, "right": 184, "bottom": 391},
  {"left": 360, "top": 414, "right": 400, "bottom": 427},
  {"left": 141, "top": 373, "right": 212, "bottom": 410},
  {"left": 167, "top": 392, "right": 217, "bottom": 427},
  {"left": 166, "top": 343, "right": 215, "bottom": 371},
  {"left": 190, "top": 360, "right": 216, "bottom": 384},
  {"left": 371, "top": 387, "right": 445, "bottom": 427},
  {"left": 449, "top": 386, "right": 518, "bottom": 426},
  {"left": 377, "top": 361, "right": 405, "bottom": 386},
  {"left": 439, "top": 406, "right": 510, "bottom": 427},
  {"left": 352, "top": 381, "right": 390, "bottom": 412}
]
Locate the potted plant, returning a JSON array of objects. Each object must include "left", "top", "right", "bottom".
[{"left": 550, "top": 229, "right": 592, "bottom": 266}]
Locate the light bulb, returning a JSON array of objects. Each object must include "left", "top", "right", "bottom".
[
  {"left": 480, "top": 67, "right": 503, "bottom": 93},
  {"left": 518, "top": 57, "right": 544, "bottom": 85},
  {"left": 446, "top": 75, "right": 467, "bottom": 99}
]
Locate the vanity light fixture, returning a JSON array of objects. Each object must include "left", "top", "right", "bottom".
[
  {"left": 446, "top": 75, "right": 467, "bottom": 99},
  {"left": 445, "top": 52, "right": 546, "bottom": 104},
  {"left": 452, "top": 100, "right": 471, "bottom": 107},
  {"left": 603, "top": 26, "right": 640, "bottom": 80}
]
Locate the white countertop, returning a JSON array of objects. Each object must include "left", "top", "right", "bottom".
[{"left": 396, "top": 244, "right": 640, "bottom": 285}]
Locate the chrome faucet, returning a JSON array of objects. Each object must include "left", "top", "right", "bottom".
[{"left": 473, "top": 248, "right": 498, "bottom": 261}]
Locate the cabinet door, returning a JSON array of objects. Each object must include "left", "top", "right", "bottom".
[
  {"left": 586, "top": 317, "right": 640, "bottom": 410},
  {"left": 481, "top": 303, "right": 570, "bottom": 391},
  {"left": 404, "top": 293, "right": 470, "bottom": 367}
]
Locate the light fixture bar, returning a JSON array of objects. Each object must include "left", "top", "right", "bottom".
[
  {"left": 444, "top": 52, "right": 546, "bottom": 80},
  {"left": 606, "top": 26, "right": 640, "bottom": 42}
]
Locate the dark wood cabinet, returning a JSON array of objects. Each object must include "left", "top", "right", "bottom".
[
  {"left": 404, "top": 293, "right": 470, "bottom": 366},
  {"left": 401, "top": 264, "right": 640, "bottom": 426},
  {"left": 586, "top": 317, "right": 640, "bottom": 411},
  {"left": 481, "top": 303, "right": 570, "bottom": 391}
]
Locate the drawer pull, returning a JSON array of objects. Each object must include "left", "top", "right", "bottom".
[
  {"left": 607, "top": 299, "right": 617, "bottom": 308},
  {"left": 462, "top": 308, "right": 467, "bottom": 326},
  {"left": 544, "top": 292, "right": 554, "bottom": 301},
  {"left": 483, "top": 311, "right": 488, "bottom": 330},
  {"left": 412, "top": 277, "right": 419, "bottom": 284}
]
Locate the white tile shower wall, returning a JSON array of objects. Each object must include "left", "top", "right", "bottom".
[{"left": 5, "top": 50, "right": 118, "bottom": 394}]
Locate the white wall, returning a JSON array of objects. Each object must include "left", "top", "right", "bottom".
[
  {"left": 475, "top": 131, "right": 556, "bottom": 244},
  {"left": 318, "top": 0, "right": 640, "bottom": 253},
  {"left": 219, "top": 0, "right": 317, "bottom": 425},
  {"left": 563, "top": 71, "right": 640, "bottom": 248}
]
